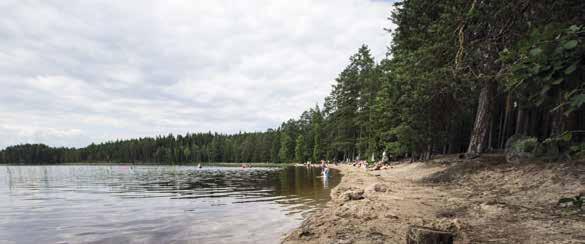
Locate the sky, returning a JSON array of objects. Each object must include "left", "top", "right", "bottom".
[{"left": 0, "top": 0, "right": 397, "bottom": 149}]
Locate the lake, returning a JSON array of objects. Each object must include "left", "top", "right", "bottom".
[{"left": 0, "top": 165, "right": 340, "bottom": 244}]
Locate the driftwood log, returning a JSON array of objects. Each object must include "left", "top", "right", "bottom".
[{"left": 406, "top": 226, "right": 454, "bottom": 244}]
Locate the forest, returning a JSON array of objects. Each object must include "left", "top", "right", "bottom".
[{"left": 2, "top": 0, "right": 584, "bottom": 165}]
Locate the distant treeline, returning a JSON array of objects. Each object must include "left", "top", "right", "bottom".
[
  {"left": 2, "top": 0, "right": 585, "bottom": 164},
  {"left": 0, "top": 132, "right": 279, "bottom": 164}
]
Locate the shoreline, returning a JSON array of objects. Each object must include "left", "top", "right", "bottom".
[{"left": 283, "top": 154, "right": 585, "bottom": 243}]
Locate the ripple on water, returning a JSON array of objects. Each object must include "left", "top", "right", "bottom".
[{"left": 0, "top": 165, "right": 340, "bottom": 244}]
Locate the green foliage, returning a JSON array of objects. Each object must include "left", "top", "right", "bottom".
[
  {"left": 295, "top": 135, "right": 305, "bottom": 163},
  {"left": 279, "top": 133, "right": 293, "bottom": 163},
  {"left": 312, "top": 126, "right": 321, "bottom": 162},
  {"left": 384, "top": 125, "right": 418, "bottom": 156},
  {"left": 0, "top": 144, "right": 69, "bottom": 164},
  {"left": 570, "top": 143, "right": 585, "bottom": 159},
  {"left": 502, "top": 24, "right": 585, "bottom": 115},
  {"left": 541, "top": 131, "right": 573, "bottom": 148},
  {"left": 0, "top": 132, "right": 282, "bottom": 164},
  {"left": 511, "top": 137, "right": 539, "bottom": 153},
  {"left": 323, "top": 45, "right": 379, "bottom": 160},
  {"left": 270, "top": 133, "right": 281, "bottom": 163}
]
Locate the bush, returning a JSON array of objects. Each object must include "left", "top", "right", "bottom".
[
  {"left": 505, "top": 135, "right": 538, "bottom": 163},
  {"left": 570, "top": 143, "right": 585, "bottom": 159},
  {"left": 512, "top": 137, "right": 539, "bottom": 153}
]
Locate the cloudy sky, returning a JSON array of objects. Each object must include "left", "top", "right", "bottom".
[{"left": 0, "top": 0, "right": 396, "bottom": 149}]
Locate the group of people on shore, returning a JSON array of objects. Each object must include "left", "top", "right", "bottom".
[
  {"left": 303, "top": 152, "right": 393, "bottom": 175},
  {"left": 350, "top": 151, "right": 391, "bottom": 170},
  {"left": 351, "top": 160, "right": 369, "bottom": 169}
]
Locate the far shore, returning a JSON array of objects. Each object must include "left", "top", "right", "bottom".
[{"left": 1, "top": 162, "right": 294, "bottom": 167}]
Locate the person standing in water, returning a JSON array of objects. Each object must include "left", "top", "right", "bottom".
[{"left": 322, "top": 164, "right": 329, "bottom": 177}]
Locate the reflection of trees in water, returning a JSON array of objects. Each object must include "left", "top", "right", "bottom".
[
  {"left": 5, "top": 166, "right": 13, "bottom": 191},
  {"left": 2, "top": 166, "right": 53, "bottom": 191},
  {"left": 0, "top": 166, "right": 340, "bottom": 210},
  {"left": 42, "top": 166, "right": 49, "bottom": 189},
  {"left": 275, "top": 166, "right": 339, "bottom": 205}
]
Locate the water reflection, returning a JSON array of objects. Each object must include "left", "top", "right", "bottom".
[{"left": 0, "top": 165, "right": 339, "bottom": 244}]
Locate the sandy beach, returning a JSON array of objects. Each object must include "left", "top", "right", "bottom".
[{"left": 283, "top": 155, "right": 585, "bottom": 243}]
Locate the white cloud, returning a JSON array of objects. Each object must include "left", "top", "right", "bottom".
[{"left": 0, "top": 0, "right": 396, "bottom": 148}]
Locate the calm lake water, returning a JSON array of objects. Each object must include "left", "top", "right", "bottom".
[{"left": 0, "top": 165, "right": 340, "bottom": 244}]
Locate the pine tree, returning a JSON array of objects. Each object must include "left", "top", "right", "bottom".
[
  {"left": 295, "top": 135, "right": 305, "bottom": 163},
  {"left": 279, "top": 133, "right": 292, "bottom": 163}
]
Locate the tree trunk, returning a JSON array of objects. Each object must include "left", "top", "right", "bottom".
[
  {"left": 550, "top": 91, "right": 565, "bottom": 137},
  {"left": 529, "top": 108, "right": 540, "bottom": 137},
  {"left": 498, "top": 94, "right": 512, "bottom": 148},
  {"left": 541, "top": 112, "right": 550, "bottom": 138},
  {"left": 550, "top": 111, "right": 564, "bottom": 136},
  {"left": 467, "top": 80, "right": 497, "bottom": 156},
  {"left": 487, "top": 117, "right": 494, "bottom": 151},
  {"left": 425, "top": 144, "right": 432, "bottom": 160},
  {"left": 566, "top": 110, "right": 578, "bottom": 132},
  {"left": 515, "top": 108, "right": 527, "bottom": 135}
]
